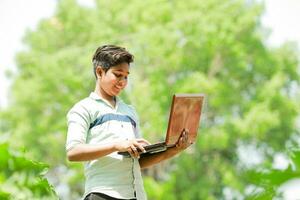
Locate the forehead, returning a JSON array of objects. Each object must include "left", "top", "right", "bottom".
[{"left": 110, "top": 62, "right": 130, "bottom": 73}]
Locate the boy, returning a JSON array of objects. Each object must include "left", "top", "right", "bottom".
[{"left": 66, "top": 45, "right": 190, "bottom": 200}]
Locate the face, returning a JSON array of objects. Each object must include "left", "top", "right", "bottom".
[{"left": 96, "top": 62, "right": 130, "bottom": 97}]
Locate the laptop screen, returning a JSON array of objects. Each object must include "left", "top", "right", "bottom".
[{"left": 165, "top": 94, "right": 204, "bottom": 145}]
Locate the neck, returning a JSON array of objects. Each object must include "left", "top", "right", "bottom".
[{"left": 95, "top": 82, "right": 116, "bottom": 107}]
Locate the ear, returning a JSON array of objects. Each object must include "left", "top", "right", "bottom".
[{"left": 96, "top": 66, "right": 103, "bottom": 79}]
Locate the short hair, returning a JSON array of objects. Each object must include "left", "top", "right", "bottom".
[{"left": 92, "top": 45, "right": 134, "bottom": 78}]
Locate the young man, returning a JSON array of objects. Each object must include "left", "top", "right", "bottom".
[{"left": 66, "top": 45, "right": 190, "bottom": 200}]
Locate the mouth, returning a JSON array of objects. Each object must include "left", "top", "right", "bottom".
[{"left": 114, "top": 86, "right": 123, "bottom": 91}]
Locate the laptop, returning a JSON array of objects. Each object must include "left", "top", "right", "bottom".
[{"left": 118, "top": 93, "right": 205, "bottom": 156}]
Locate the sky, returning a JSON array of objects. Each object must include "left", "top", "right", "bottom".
[
  {"left": 0, "top": 0, "right": 94, "bottom": 108},
  {"left": 262, "top": 0, "right": 300, "bottom": 47},
  {"left": 0, "top": 0, "right": 300, "bottom": 197},
  {"left": 0, "top": 0, "right": 57, "bottom": 107}
]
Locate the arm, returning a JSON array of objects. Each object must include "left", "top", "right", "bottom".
[
  {"left": 67, "top": 138, "right": 150, "bottom": 162},
  {"left": 139, "top": 130, "right": 191, "bottom": 169},
  {"left": 66, "top": 103, "right": 150, "bottom": 162},
  {"left": 67, "top": 143, "right": 117, "bottom": 161},
  {"left": 139, "top": 146, "right": 180, "bottom": 169}
]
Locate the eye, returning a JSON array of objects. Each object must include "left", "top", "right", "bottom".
[
  {"left": 113, "top": 73, "right": 122, "bottom": 78},
  {"left": 113, "top": 72, "right": 128, "bottom": 80}
]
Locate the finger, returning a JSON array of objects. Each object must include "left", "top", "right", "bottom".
[
  {"left": 131, "top": 145, "right": 140, "bottom": 158},
  {"left": 179, "top": 138, "right": 188, "bottom": 149},
  {"left": 181, "top": 131, "right": 186, "bottom": 139},
  {"left": 176, "top": 138, "right": 184, "bottom": 150},
  {"left": 181, "top": 130, "right": 187, "bottom": 139},
  {"left": 127, "top": 147, "right": 135, "bottom": 158},
  {"left": 178, "top": 136, "right": 184, "bottom": 146},
  {"left": 137, "top": 138, "right": 151, "bottom": 146},
  {"left": 180, "top": 136, "right": 187, "bottom": 147},
  {"left": 184, "top": 132, "right": 188, "bottom": 142},
  {"left": 133, "top": 141, "right": 146, "bottom": 153}
]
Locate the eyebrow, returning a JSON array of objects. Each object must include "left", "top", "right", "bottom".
[{"left": 114, "top": 69, "right": 130, "bottom": 74}]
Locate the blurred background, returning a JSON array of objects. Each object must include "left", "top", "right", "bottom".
[{"left": 0, "top": 0, "right": 300, "bottom": 199}]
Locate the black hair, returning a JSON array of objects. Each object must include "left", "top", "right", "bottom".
[{"left": 92, "top": 45, "right": 134, "bottom": 78}]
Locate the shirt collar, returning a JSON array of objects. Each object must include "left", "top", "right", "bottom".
[
  {"left": 89, "top": 92, "right": 121, "bottom": 109},
  {"left": 89, "top": 92, "right": 102, "bottom": 100}
]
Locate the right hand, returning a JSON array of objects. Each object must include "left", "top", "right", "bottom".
[{"left": 114, "top": 138, "right": 150, "bottom": 158}]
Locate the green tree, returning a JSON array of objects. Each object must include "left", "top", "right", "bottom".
[
  {"left": 0, "top": 140, "right": 57, "bottom": 199},
  {"left": 1, "top": 0, "right": 299, "bottom": 199},
  {"left": 244, "top": 149, "right": 300, "bottom": 199}
]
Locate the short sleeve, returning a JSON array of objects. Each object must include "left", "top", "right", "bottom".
[{"left": 66, "top": 103, "right": 90, "bottom": 152}]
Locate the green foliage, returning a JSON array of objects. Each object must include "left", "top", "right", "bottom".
[
  {"left": 244, "top": 149, "right": 300, "bottom": 199},
  {"left": 0, "top": 141, "right": 57, "bottom": 200},
  {"left": 1, "top": 0, "right": 299, "bottom": 199}
]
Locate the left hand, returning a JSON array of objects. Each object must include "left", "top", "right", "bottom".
[{"left": 174, "top": 129, "right": 192, "bottom": 152}]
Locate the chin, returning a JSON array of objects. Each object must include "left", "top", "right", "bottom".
[{"left": 112, "top": 90, "right": 121, "bottom": 96}]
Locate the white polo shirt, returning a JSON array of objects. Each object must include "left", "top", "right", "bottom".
[{"left": 66, "top": 92, "right": 147, "bottom": 200}]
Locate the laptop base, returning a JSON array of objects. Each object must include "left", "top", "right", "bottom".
[{"left": 117, "top": 142, "right": 169, "bottom": 156}]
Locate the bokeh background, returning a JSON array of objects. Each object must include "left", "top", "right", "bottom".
[{"left": 1, "top": 0, "right": 300, "bottom": 199}]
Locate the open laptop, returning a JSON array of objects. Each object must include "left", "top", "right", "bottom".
[{"left": 118, "top": 93, "right": 205, "bottom": 156}]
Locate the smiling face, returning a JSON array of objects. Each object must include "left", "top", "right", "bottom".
[{"left": 96, "top": 62, "right": 130, "bottom": 99}]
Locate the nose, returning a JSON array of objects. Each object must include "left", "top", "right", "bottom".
[{"left": 117, "top": 77, "right": 127, "bottom": 86}]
